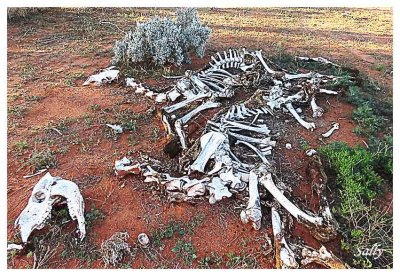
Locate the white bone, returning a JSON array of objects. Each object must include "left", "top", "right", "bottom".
[
  {"left": 177, "top": 101, "right": 221, "bottom": 126},
  {"left": 7, "top": 244, "right": 24, "bottom": 251},
  {"left": 219, "top": 168, "right": 242, "bottom": 190},
  {"left": 322, "top": 123, "right": 339, "bottom": 138},
  {"left": 240, "top": 171, "right": 262, "bottom": 230},
  {"left": 83, "top": 66, "right": 119, "bottom": 86},
  {"left": 125, "top": 77, "right": 137, "bottom": 88},
  {"left": 190, "top": 132, "right": 226, "bottom": 173},
  {"left": 138, "top": 233, "right": 150, "bottom": 248},
  {"left": 114, "top": 157, "right": 141, "bottom": 177},
  {"left": 271, "top": 207, "right": 299, "bottom": 269},
  {"left": 15, "top": 173, "right": 86, "bottom": 243},
  {"left": 310, "top": 96, "right": 324, "bottom": 117},
  {"left": 155, "top": 93, "right": 167, "bottom": 103},
  {"left": 305, "top": 149, "right": 318, "bottom": 156},
  {"left": 295, "top": 56, "right": 340, "bottom": 67},
  {"left": 227, "top": 131, "right": 276, "bottom": 147},
  {"left": 106, "top": 124, "right": 123, "bottom": 134},
  {"left": 260, "top": 173, "right": 323, "bottom": 226},
  {"left": 207, "top": 177, "right": 232, "bottom": 204},
  {"left": 285, "top": 103, "right": 316, "bottom": 130},
  {"left": 301, "top": 246, "right": 347, "bottom": 268},
  {"left": 319, "top": 88, "right": 338, "bottom": 95},
  {"left": 223, "top": 120, "right": 271, "bottom": 135},
  {"left": 255, "top": 50, "right": 276, "bottom": 74},
  {"left": 163, "top": 93, "right": 210, "bottom": 113},
  {"left": 167, "top": 88, "right": 181, "bottom": 101},
  {"left": 285, "top": 143, "right": 292, "bottom": 149},
  {"left": 175, "top": 120, "right": 187, "bottom": 149}
]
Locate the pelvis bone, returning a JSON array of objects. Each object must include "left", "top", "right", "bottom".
[{"left": 14, "top": 172, "right": 86, "bottom": 243}]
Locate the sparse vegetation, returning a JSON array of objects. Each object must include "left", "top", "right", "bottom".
[
  {"left": 171, "top": 240, "right": 197, "bottom": 266},
  {"left": 27, "top": 148, "right": 58, "bottom": 171}
]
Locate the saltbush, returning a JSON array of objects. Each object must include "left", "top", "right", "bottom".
[{"left": 112, "top": 8, "right": 211, "bottom": 67}]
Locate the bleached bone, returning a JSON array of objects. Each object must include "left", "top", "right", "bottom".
[
  {"left": 254, "top": 50, "right": 276, "bottom": 74},
  {"left": 7, "top": 244, "right": 24, "bottom": 251},
  {"left": 227, "top": 131, "right": 276, "bottom": 147},
  {"left": 23, "top": 169, "right": 47, "bottom": 179},
  {"left": 295, "top": 56, "right": 340, "bottom": 67},
  {"left": 155, "top": 93, "right": 167, "bottom": 103},
  {"left": 261, "top": 173, "right": 323, "bottom": 225},
  {"left": 266, "top": 90, "right": 305, "bottom": 110},
  {"left": 126, "top": 77, "right": 137, "bottom": 88},
  {"left": 135, "top": 85, "right": 146, "bottom": 94},
  {"left": 106, "top": 124, "right": 123, "bottom": 134},
  {"left": 207, "top": 177, "right": 232, "bottom": 204},
  {"left": 137, "top": 233, "right": 150, "bottom": 248},
  {"left": 271, "top": 207, "right": 299, "bottom": 269},
  {"left": 223, "top": 120, "right": 270, "bottom": 135},
  {"left": 190, "top": 132, "right": 226, "bottom": 173},
  {"left": 319, "top": 88, "right": 338, "bottom": 95},
  {"left": 305, "top": 149, "right": 318, "bottom": 156},
  {"left": 175, "top": 120, "right": 187, "bottom": 149},
  {"left": 301, "top": 246, "right": 348, "bottom": 268},
  {"left": 219, "top": 168, "right": 243, "bottom": 191},
  {"left": 176, "top": 101, "right": 221, "bottom": 126},
  {"left": 167, "top": 88, "right": 182, "bottom": 101},
  {"left": 163, "top": 93, "right": 210, "bottom": 113},
  {"left": 322, "top": 123, "right": 339, "bottom": 138},
  {"left": 83, "top": 66, "right": 119, "bottom": 86},
  {"left": 114, "top": 157, "right": 142, "bottom": 177},
  {"left": 240, "top": 171, "right": 262, "bottom": 230},
  {"left": 236, "top": 140, "right": 270, "bottom": 165},
  {"left": 14, "top": 172, "right": 85, "bottom": 243},
  {"left": 310, "top": 96, "right": 324, "bottom": 117},
  {"left": 285, "top": 103, "right": 316, "bottom": 130},
  {"left": 260, "top": 173, "right": 337, "bottom": 241}
]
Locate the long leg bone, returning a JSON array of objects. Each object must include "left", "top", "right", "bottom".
[
  {"left": 163, "top": 93, "right": 210, "bottom": 113},
  {"left": 322, "top": 122, "right": 339, "bottom": 138},
  {"left": 271, "top": 207, "right": 299, "bottom": 269},
  {"left": 260, "top": 173, "right": 337, "bottom": 241},
  {"left": 240, "top": 171, "right": 262, "bottom": 230},
  {"left": 285, "top": 103, "right": 316, "bottom": 130},
  {"left": 176, "top": 101, "right": 221, "bottom": 126}
]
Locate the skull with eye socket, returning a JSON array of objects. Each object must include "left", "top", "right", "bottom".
[{"left": 14, "top": 172, "right": 86, "bottom": 244}]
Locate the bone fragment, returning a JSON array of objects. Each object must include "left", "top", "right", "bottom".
[
  {"left": 23, "top": 169, "right": 47, "bottom": 179},
  {"left": 175, "top": 120, "right": 187, "bottom": 149},
  {"left": 295, "top": 56, "right": 340, "bottom": 67},
  {"left": 155, "top": 93, "right": 167, "bottom": 103},
  {"left": 301, "top": 246, "right": 348, "bottom": 268},
  {"left": 319, "top": 88, "right": 338, "bottom": 95},
  {"left": 305, "top": 149, "right": 318, "bottom": 156},
  {"left": 322, "top": 123, "right": 339, "bottom": 138},
  {"left": 271, "top": 207, "right": 299, "bottom": 269},
  {"left": 83, "top": 66, "right": 119, "bottom": 86},
  {"left": 114, "top": 157, "right": 141, "bottom": 178},
  {"left": 190, "top": 132, "right": 226, "bottom": 173},
  {"left": 240, "top": 171, "right": 262, "bottom": 230},
  {"left": 285, "top": 103, "right": 316, "bottom": 130},
  {"left": 7, "top": 244, "right": 24, "bottom": 251},
  {"left": 310, "top": 96, "right": 324, "bottom": 117},
  {"left": 138, "top": 233, "right": 150, "bottom": 248},
  {"left": 176, "top": 101, "right": 220, "bottom": 126},
  {"left": 106, "top": 124, "right": 123, "bottom": 134},
  {"left": 207, "top": 177, "right": 232, "bottom": 204},
  {"left": 285, "top": 143, "right": 292, "bottom": 149},
  {"left": 167, "top": 88, "right": 182, "bottom": 101},
  {"left": 126, "top": 78, "right": 137, "bottom": 88},
  {"left": 163, "top": 93, "right": 210, "bottom": 113}
]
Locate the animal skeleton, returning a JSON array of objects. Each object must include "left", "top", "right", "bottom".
[{"left": 112, "top": 48, "right": 346, "bottom": 267}]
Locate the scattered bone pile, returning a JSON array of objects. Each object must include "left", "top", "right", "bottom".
[
  {"left": 114, "top": 48, "right": 346, "bottom": 267},
  {"left": 12, "top": 48, "right": 348, "bottom": 268}
]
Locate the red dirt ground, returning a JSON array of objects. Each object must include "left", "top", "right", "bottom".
[{"left": 7, "top": 8, "right": 392, "bottom": 269}]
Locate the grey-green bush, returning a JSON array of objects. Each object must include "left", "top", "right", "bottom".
[{"left": 112, "top": 8, "right": 211, "bottom": 67}]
